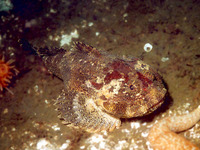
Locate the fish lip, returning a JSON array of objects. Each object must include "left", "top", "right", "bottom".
[{"left": 150, "top": 97, "right": 165, "bottom": 110}]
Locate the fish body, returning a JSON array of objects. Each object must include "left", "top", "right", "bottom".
[{"left": 37, "top": 42, "right": 166, "bottom": 132}]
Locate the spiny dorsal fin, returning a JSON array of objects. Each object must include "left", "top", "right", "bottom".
[{"left": 72, "top": 42, "right": 101, "bottom": 57}]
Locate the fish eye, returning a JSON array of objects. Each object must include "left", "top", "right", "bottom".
[{"left": 130, "top": 85, "right": 134, "bottom": 90}]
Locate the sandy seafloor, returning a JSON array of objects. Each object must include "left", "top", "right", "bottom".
[{"left": 0, "top": 0, "right": 200, "bottom": 149}]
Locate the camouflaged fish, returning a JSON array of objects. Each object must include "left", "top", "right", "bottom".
[{"left": 36, "top": 42, "right": 166, "bottom": 132}]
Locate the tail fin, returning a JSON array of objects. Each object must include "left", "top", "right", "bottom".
[
  {"left": 19, "top": 39, "right": 67, "bottom": 78},
  {"left": 19, "top": 39, "right": 66, "bottom": 57},
  {"left": 36, "top": 46, "right": 66, "bottom": 57}
]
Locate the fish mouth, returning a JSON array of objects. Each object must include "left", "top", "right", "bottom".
[
  {"left": 144, "top": 87, "right": 167, "bottom": 114},
  {"left": 149, "top": 98, "right": 165, "bottom": 112}
]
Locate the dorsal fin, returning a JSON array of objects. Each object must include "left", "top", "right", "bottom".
[{"left": 72, "top": 42, "right": 101, "bottom": 57}]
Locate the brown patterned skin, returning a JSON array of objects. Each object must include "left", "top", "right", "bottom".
[{"left": 37, "top": 42, "right": 166, "bottom": 132}]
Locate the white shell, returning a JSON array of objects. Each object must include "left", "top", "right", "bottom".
[{"left": 144, "top": 43, "right": 153, "bottom": 52}]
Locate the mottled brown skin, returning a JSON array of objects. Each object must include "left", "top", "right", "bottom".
[{"left": 37, "top": 42, "right": 166, "bottom": 132}]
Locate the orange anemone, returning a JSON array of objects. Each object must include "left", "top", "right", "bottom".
[{"left": 0, "top": 56, "right": 18, "bottom": 91}]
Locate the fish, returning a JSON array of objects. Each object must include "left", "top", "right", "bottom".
[
  {"left": 36, "top": 41, "right": 166, "bottom": 132},
  {"left": 148, "top": 105, "right": 200, "bottom": 150}
]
